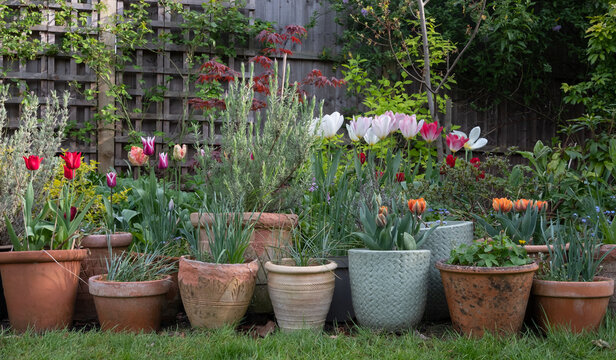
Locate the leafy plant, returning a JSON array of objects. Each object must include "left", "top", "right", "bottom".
[
  {"left": 105, "top": 250, "right": 177, "bottom": 282},
  {"left": 448, "top": 233, "right": 533, "bottom": 267}
]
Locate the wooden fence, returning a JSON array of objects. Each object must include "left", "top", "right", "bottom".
[{"left": 1, "top": 0, "right": 559, "bottom": 172}]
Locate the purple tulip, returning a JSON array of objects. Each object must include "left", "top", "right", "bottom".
[
  {"left": 158, "top": 152, "right": 168, "bottom": 170},
  {"left": 141, "top": 136, "right": 155, "bottom": 156},
  {"left": 106, "top": 172, "right": 117, "bottom": 188}
]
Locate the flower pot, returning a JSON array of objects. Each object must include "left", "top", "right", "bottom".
[
  {"left": 190, "top": 212, "right": 297, "bottom": 313},
  {"left": 89, "top": 274, "right": 171, "bottom": 333},
  {"left": 178, "top": 257, "right": 258, "bottom": 329},
  {"left": 531, "top": 276, "right": 614, "bottom": 333},
  {"left": 0, "top": 249, "right": 88, "bottom": 332},
  {"left": 419, "top": 221, "right": 474, "bottom": 321},
  {"left": 596, "top": 244, "right": 616, "bottom": 313},
  {"left": 436, "top": 260, "right": 538, "bottom": 338},
  {"left": 348, "top": 249, "right": 430, "bottom": 331},
  {"left": 265, "top": 259, "right": 337, "bottom": 331},
  {"left": 325, "top": 255, "right": 354, "bottom": 323},
  {"left": 74, "top": 232, "right": 132, "bottom": 322}
]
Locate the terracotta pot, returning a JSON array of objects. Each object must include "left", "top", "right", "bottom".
[
  {"left": 326, "top": 256, "right": 354, "bottom": 323},
  {"left": 531, "top": 276, "right": 614, "bottom": 333},
  {"left": 0, "top": 249, "right": 88, "bottom": 333},
  {"left": 89, "top": 274, "right": 171, "bottom": 333},
  {"left": 524, "top": 243, "right": 569, "bottom": 264},
  {"left": 190, "top": 212, "right": 297, "bottom": 313},
  {"left": 74, "top": 232, "right": 132, "bottom": 322},
  {"left": 178, "top": 257, "right": 258, "bottom": 329},
  {"left": 596, "top": 244, "right": 616, "bottom": 313},
  {"left": 436, "top": 260, "right": 538, "bottom": 338},
  {"left": 349, "top": 249, "right": 431, "bottom": 331},
  {"left": 265, "top": 259, "right": 337, "bottom": 331}
]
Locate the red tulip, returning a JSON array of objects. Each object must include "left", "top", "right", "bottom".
[
  {"left": 60, "top": 152, "right": 81, "bottom": 170},
  {"left": 420, "top": 122, "right": 443, "bottom": 143},
  {"left": 446, "top": 133, "right": 468, "bottom": 153},
  {"left": 64, "top": 206, "right": 77, "bottom": 221},
  {"left": 446, "top": 154, "right": 456, "bottom": 168},
  {"left": 358, "top": 152, "right": 366, "bottom": 165},
  {"left": 23, "top": 155, "right": 43, "bottom": 171},
  {"left": 158, "top": 152, "right": 169, "bottom": 170},
  {"left": 396, "top": 172, "right": 405, "bottom": 182},
  {"left": 63, "top": 165, "right": 75, "bottom": 180}
]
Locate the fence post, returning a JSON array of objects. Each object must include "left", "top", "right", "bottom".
[{"left": 97, "top": 0, "right": 117, "bottom": 172}]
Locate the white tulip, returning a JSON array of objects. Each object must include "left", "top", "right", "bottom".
[
  {"left": 318, "top": 112, "right": 344, "bottom": 139},
  {"left": 452, "top": 126, "right": 488, "bottom": 150},
  {"left": 371, "top": 114, "right": 392, "bottom": 140},
  {"left": 349, "top": 116, "right": 372, "bottom": 138},
  {"left": 363, "top": 127, "right": 380, "bottom": 145},
  {"left": 346, "top": 123, "right": 360, "bottom": 142}
]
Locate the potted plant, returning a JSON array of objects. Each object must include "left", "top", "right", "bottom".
[
  {"left": 179, "top": 196, "right": 259, "bottom": 329},
  {"left": 190, "top": 65, "right": 317, "bottom": 312},
  {"left": 348, "top": 197, "right": 434, "bottom": 331},
  {"left": 74, "top": 170, "right": 135, "bottom": 322},
  {"left": 265, "top": 208, "right": 339, "bottom": 331},
  {"left": 0, "top": 152, "right": 92, "bottom": 332},
  {"left": 531, "top": 218, "right": 614, "bottom": 333},
  {"left": 436, "top": 232, "right": 538, "bottom": 337},
  {"left": 88, "top": 250, "right": 175, "bottom": 332}
]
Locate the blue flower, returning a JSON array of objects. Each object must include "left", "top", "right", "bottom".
[
  {"left": 552, "top": 24, "right": 562, "bottom": 32},
  {"left": 581, "top": 218, "right": 587, "bottom": 223},
  {"left": 596, "top": 206, "right": 601, "bottom": 213}
]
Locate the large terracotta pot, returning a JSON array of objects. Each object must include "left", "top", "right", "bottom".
[
  {"left": 190, "top": 212, "right": 297, "bottom": 313},
  {"left": 349, "top": 249, "right": 430, "bottom": 331},
  {"left": 436, "top": 260, "right": 538, "bottom": 338},
  {"left": 326, "top": 255, "right": 354, "bottom": 323},
  {"left": 89, "top": 274, "right": 171, "bottom": 333},
  {"left": 531, "top": 276, "right": 614, "bottom": 333},
  {"left": 265, "top": 259, "right": 337, "bottom": 331},
  {"left": 178, "top": 257, "right": 258, "bottom": 329},
  {"left": 74, "top": 232, "right": 132, "bottom": 322},
  {"left": 419, "top": 221, "right": 474, "bottom": 321},
  {"left": 596, "top": 244, "right": 616, "bottom": 313},
  {"left": 0, "top": 249, "right": 88, "bottom": 333}
]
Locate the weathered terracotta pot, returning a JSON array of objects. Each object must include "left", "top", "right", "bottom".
[
  {"left": 265, "top": 259, "right": 337, "bottom": 331},
  {"left": 524, "top": 243, "right": 569, "bottom": 264},
  {"left": 190, "top": 212, "right": 297, "bottom": 313},
  {"left": 531, "top": 276, "right": 614, "bottom": 333},
  {"left": 74, "top": 232, "right": 132, "bottom": 322},
  {"left": 0, "top": 249, "right": 88, "bottom": 333},
  {"left": 178, "top": 256, "right": 258, "bottom": 329},
  {"left": 436, "top": 260, "right": 538, "bottom": 338},
  {"left": 89, "top": 274, "right": 171, "bottom": 333},
  {"left": 596, "top": 244, "right": 616, "bottom": 313}
]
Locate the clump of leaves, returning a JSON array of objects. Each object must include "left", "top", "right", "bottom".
[
  {"left": 105, "top": 250, "right": 177, "bottom": 282},
  {"left": 448, "top": 233, "right": 533, "bottom": 267}
]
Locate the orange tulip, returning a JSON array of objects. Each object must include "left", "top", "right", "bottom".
[
  {"left": 534, "top": 200, "right": 548, "bottom": 211},
  {"left": 513, "top": 199, "right": 530, "bottom": 212},
  {"left": 376, "top": 206, "right": 388, "bottom": 227},
  {"left": 492, "top": 198, "right": 513, "bottom": 213},
  {"left": 408, "top": 198, "right": 427, "bottom": 216}
]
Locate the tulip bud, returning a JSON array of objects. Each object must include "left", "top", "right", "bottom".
[
  {"left": 158, "top": 152, "right": 169, "bottom": 170},
  {"left": 408, "top": 198, "right": 427, "bottom": 216},
  {"left": 106, "top": 172, "right": 117, "bottom": 188},
  {"left": 63, "top": 165, "right": 75, "bottom": 180},
  {"left": 168, "top": 199, "right": 174, "bottom": 211},
  {"left": 23, "top": 155, "right": 43, "bottom": 171},
  {"left": 173, "top": 144, "right": 187, "bottom": 160},
  {"left": 376, "top": 210, "right": 387, "bottom": 227},
  {"left": 141, "top": 136, "right": 155, "bottom": 156},
  {"left": 513, "top": 199, "right": 530, "bottom": 212},
  {"left": 492, "top": 198, "right": 513, "bottom": 213},
  {"left": 358, "top": 152, "right": 366, "bottom": 165},
  {"left": 64, "top": 206, "right": 77, "bottom": 221},
  {"left": 395, "top": 172, "right": 405, "bottom": 182}
]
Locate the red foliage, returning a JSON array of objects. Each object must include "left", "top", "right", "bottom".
[
  {"left": 251, "top": 99, "right": 267, "bottom": 111},
  {"left": 188, "top": 98, "right": 227, "bottom": 111},
  {"left": 302, "top": 69, "right": 347, "bottom": 88},
  {"left": 197, "top": 59, "right": 239, "bottom": 83},
  {"left": 249, "top": 55, "right": 273, "bottom": 69}
]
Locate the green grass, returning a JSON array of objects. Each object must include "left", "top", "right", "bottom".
[{"left": 1, "top": 315, "right": 616, "bottom": 360}]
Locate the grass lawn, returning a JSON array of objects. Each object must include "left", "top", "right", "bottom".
[{"left": 1, "top": 315, "right": 616, "bottom": 360}]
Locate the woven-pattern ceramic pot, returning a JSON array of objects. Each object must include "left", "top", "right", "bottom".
[
  {"left": 348, "top": 249, "right": 430, "bottom": 331},
  {"left": 419, "top": 221, "right": 474, "bottom": 321}
]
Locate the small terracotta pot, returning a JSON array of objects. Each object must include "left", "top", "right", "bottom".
[
  {"left": 531, "top": 276, "right": 614, "bottom": 333},
  {"left": 74, "top": 232, "right": 132, "bottom": 321},
  {"left": 178, "top": 257, "right": 258, "bottom": 329},
  {"left": 596, "top": 244, "right": 616, "bottom": 313},
  {"left": 0, "top": 249, "right": 88, "bottom": 333},
  {"left": 190, "top": 212, "right": 297, "bottom": 313},
  {"left": 265, "top": 259, "right": 337, "bottom": 331},
  {"left": 89, "top": 274, "right": 171, "bottom": 333},
  {"left": 436, "top": 260, "right": 539, "bottom": 338}
]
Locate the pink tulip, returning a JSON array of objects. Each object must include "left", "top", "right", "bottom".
[
  {"left": 420, "top": 122, "right": 443, "bottom": 143},
  {"left": 446, "top": 133, "right": 469, "bottom": 153},
  {"left": 158, "top": 152, "right": 169, "bottom": 170},
  {"left": 398, "top": 114, "right": 424, "bottom": 139},
  {"left": 128, "top": 146, "right": 148, "bottom": 166},
  {"left": 141, "top": 136, "right": 155, "bottom": 156},
  {"left": 106, "top": 172, "right": 117, "bottom": 188}
]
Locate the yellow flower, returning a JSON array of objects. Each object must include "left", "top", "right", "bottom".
[{"left": 519, "top": 240, "right": 526, "bottom": 245}]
